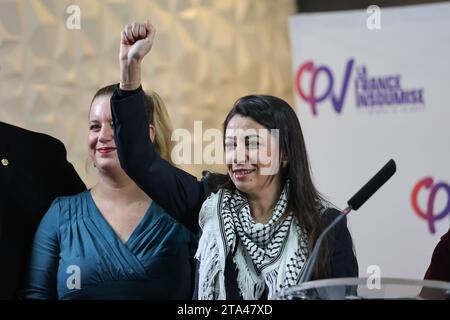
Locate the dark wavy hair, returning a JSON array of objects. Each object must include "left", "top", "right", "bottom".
[{"left": 204, "top": 94, "right": 332, "bottom": 279}]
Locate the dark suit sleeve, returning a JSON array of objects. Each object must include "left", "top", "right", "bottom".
[
  {"left": 327, "top": 209, "right": 359, "bottom": 278},
  {"left": 22, "top": 200, "right": 61, "bottom": 300},
  {"left": 424, "top": 229, "right": 450, "bottom": 282},
  {"left": 110, "top": 86, "right": 206, "bottom": 233}
]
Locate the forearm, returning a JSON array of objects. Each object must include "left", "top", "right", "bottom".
[
  {"left": 111, "top": 88, "right": 205, "bottom": 232},
  {"left": 111, "top": 86, "right": 155, "bottom": 175},
  {"left": 114, "top": 20, "right": 204, "bottom": 231},
  {"left": 120, "top": 60, "right": 142, "bottom": 91}
]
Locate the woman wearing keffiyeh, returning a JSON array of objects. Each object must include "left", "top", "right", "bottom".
[
  {"left": 194, "top": 95, "right": 357, "bottom": 300},
  {"left": 111, "top": 20, "right": 358, "bottom": 300}
]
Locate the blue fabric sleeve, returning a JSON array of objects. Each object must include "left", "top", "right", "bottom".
[
  {"left": 22, "top": 200, "right": 61, "bottom": 299},
  {"left": 110, "top": 86, "right": 208, "bottom": 233}
]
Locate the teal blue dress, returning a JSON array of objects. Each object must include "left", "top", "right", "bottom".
[{"left": 23, "top": 190, "right": 196, "bottom": 299}]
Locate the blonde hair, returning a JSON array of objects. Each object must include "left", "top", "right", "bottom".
[{"left": 144, "top": 90, "right": 174, "bottom": 164}]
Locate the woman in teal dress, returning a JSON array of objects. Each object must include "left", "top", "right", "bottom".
[{"left": 23, "top": 85, "right": 196, "bottom": 300}]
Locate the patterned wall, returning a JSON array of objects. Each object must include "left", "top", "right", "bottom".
[{"left": 0, "top": 0, "right": 296, "bottom": 187}]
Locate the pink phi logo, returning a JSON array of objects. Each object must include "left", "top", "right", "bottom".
[{"left": 411, "top": 177, "right": 450, "bottom": 234}]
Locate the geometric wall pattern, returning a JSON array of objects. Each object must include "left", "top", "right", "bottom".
[{"left": 0, "top": 0, "right": 296, "bottom": 187}]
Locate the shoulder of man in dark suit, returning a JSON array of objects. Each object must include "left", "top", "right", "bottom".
[
  {"left": 1, "top": 121, "right": 69, "bottom": 158},
  {"left": 0, "top": 121, "right": 86, "bottom": 195},
  {"left": 0, "top": 121, "right": 86, "bottom": 299}
]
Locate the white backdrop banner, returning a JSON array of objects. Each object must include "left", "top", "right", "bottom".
[{"left": 289, "top": 3, "right": 450, "bottom": 279}]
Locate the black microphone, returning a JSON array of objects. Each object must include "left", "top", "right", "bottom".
[
  {"left": 298, "top": 159, "right": 396, "bottom": 284},
  {"left": 347, "top": 159, "right": 396, "bottom": 210}
]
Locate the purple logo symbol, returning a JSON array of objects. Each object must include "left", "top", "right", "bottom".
[
  {"left": 295, "top": 59, "right": 355, "bottom": 116},
  {"left": 411, "top": 177, "right": 450, "bottom": 234}
]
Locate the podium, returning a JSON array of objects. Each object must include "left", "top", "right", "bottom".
[{"left": 275, "top": 278, "right": 450, "bottom": 300}]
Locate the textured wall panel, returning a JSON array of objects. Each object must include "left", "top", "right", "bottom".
[{"left": 0, "top": 0, "right": 296, "bottom": 187}]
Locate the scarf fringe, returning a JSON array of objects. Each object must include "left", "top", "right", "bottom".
[
  {"left": 196, "top": 194, "right": 227, "bottom": 300},
  {"left": 233, "top": 244, "right": 265, "bottom": 300},
  {"left": 264, "top": 269, "right": 280, "bottom": 299},
  {"left": 196, "top": 229, "right": 226, "bottom": 300}
]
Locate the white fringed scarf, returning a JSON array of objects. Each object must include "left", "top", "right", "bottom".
[{"left": 195, "top": 183, "right": 309, "bottom": 300}]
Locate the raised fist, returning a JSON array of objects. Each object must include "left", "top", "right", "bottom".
[{"left": 120, "top": 20, "right": 156, "bottom": 65}]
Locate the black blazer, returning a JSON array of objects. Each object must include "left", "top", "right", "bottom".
[
  {"left": 424, "top": 227, "right": 450, "bottom": 282},
  {"left": 0, "top": 122, "right": 86, "bottom": 299},
  {"left": 111, "top": 87, "right": 358, "bottom": 299}
]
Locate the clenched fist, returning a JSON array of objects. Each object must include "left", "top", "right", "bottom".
[
  {"left": 120, "top": 20, "right": 156, "bottom": 64},
  {"left": 119, "top": 20, "right": 156, "bottom": 90}
]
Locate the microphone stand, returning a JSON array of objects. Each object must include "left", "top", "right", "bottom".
[{"left": 297, "top": 159, "right": 395, "bottom": 285}]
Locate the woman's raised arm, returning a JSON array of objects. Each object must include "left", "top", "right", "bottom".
[{"left": 111, "top": 21, "right": 209, "bottom": 232}]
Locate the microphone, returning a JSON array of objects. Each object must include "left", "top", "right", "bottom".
[
  {"left": 347, "top": 159, "right": 397, "bottom": 210},
  {"left": 297, "top": 159, "right": 396, "bottom": 284}
]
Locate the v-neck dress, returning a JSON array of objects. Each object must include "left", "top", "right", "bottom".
[{"left": 23, "top": 190, "right": 197, "bottom": 299}]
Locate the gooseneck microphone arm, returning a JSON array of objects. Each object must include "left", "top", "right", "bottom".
[{"left": 298, "top": 159, "right": 396, "bottom": 284}]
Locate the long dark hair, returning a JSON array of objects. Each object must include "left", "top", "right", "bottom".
[{"left": 204, "top": 94, "right": 331, "bottom": 279}]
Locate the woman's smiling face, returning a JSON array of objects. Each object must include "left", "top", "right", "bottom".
[{"left": 225, "top": 114, "right": 282, "bottom": 196}]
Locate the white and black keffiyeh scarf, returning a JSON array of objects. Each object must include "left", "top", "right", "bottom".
[{"left": 195, "top": 182, "right": 310, "bottom": 300}]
